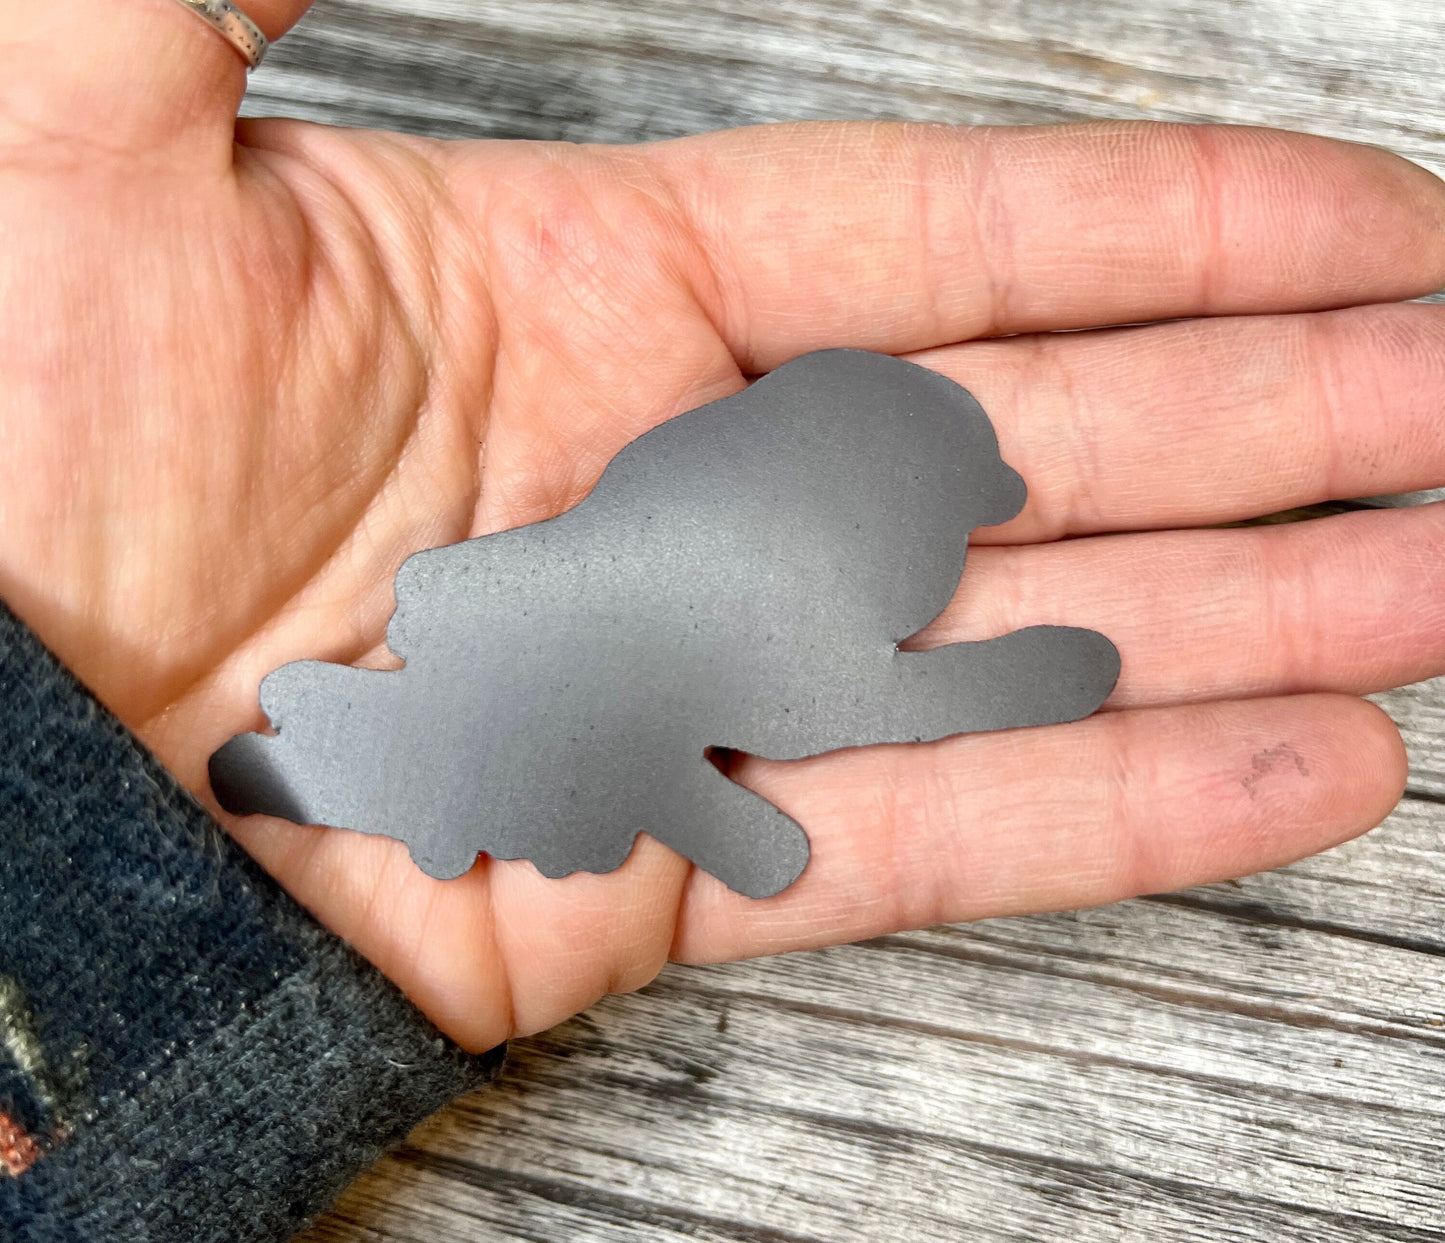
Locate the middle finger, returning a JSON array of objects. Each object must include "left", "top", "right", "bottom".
[{"left": 916, "top": 301, "right": 1445, "bottom": 542}]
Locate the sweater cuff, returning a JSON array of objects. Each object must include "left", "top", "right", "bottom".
[{"left": 0, "top": 600, "right": 503, "bottom": 1242}]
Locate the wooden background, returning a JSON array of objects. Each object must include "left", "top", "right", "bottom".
[{"left": 244, "top": 3, "right": 1445, "bottom": 1239}]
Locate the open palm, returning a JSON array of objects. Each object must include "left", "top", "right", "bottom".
[{"left": 4, "top": 0, "right": 1444, "bottom": 1051}]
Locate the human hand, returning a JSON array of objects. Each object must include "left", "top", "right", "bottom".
[{"left": 4, "top": 0, "right": 1443, "bottom": 1052}]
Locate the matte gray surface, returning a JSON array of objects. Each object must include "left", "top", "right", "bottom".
[{"left": 211, "top": 350, "right": 1119, "bottom": 897}]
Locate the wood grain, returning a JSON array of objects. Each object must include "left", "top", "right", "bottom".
[
  {"left": 1378, "top": 679, "right": 1445, "bottom": 797},
  {"left": 253, "top": 2, "right": 1445, "bottom": 1239}
]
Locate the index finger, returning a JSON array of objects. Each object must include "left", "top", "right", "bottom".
[{"left": 654, "top": 122, "right": 1445, "bottom": 370}]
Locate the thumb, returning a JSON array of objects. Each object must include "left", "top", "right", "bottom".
[{"left": 0, "top": 0, "right": 313, "bottom": 162}]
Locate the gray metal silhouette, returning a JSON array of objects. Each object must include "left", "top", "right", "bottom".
[{"left": 210, "top": 350, "right": 1119, "bottom": 898}]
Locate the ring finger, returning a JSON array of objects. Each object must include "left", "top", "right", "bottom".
[{"left": 909, "top": 501, "right": 1445, "bottom": 707}]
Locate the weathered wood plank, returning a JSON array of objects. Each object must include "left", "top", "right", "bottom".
[
  {"left": 261, "top": 1, "right": 1445, "bottom": 1240},
  {"left": 306, "top": 1081, "right": 1445, "bottom": 1243},
  {"left": 248, "top": 0, "right": 1445, "bottom": 181},
  {"left": 305, "top": 923, "right": 1445, "bottom": 1242},
  {"left": 449, "top": 991, "right": 1445, "bottom": 1228},
  {"left": 1376, "top": 679, "right": 1445, "bottom": 797}
]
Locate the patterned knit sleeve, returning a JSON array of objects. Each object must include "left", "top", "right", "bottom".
[{"left": 0, "top": 599, "right": 504, "bottom": 1242}]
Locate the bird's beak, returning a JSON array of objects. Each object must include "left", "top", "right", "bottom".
[{"left": 983, "top": 462, "right": 1027, "bottom": 527}]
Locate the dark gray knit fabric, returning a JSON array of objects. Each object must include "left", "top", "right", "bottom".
[{"left": 0, "top": 599, "right": 504, "bottom": 1242}]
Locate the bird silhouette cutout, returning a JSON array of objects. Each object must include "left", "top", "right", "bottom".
[{"left": 210, "top": 350, "right": 1120, "bottom": 898}]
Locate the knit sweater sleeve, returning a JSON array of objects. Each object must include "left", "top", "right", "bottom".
[{"left": 0, "top": 599, "right": 504, "bottom": 1242}]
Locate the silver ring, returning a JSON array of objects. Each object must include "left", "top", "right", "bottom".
[{"left": 171, "top": 0, "right": 269, "bottom": 70}]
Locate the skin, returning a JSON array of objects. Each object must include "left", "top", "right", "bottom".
[{"left": 2, "top": 0, "right": 1443, "bottom": 1053}]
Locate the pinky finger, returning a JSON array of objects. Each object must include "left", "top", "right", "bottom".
[{"left": 672, "top": 694, "right": 1407, "bottom": 964}]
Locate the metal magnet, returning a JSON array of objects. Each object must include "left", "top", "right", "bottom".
[{"left": 211, "top": 350, "right": 1119, "bottom": 897}]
